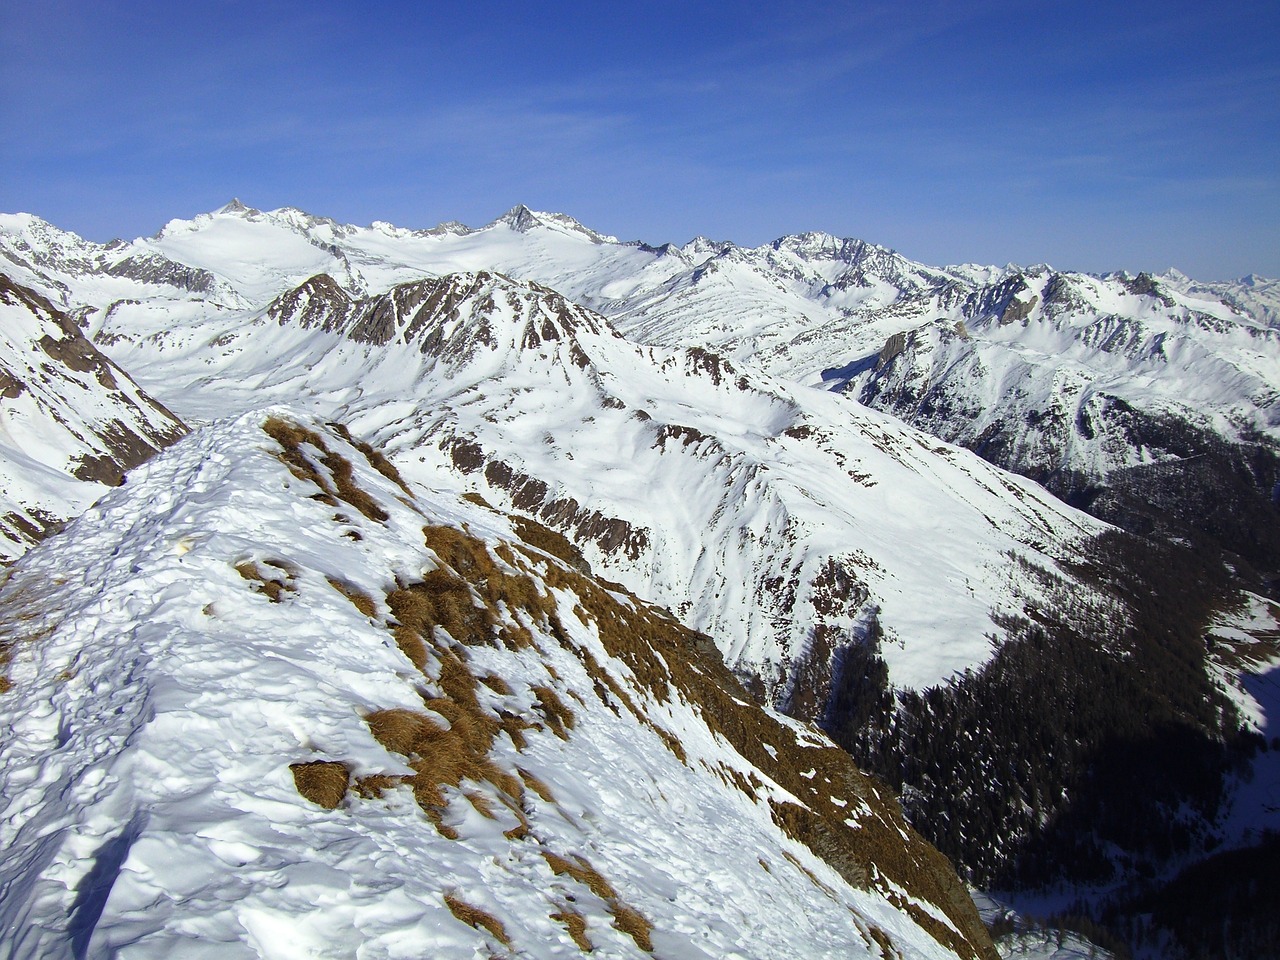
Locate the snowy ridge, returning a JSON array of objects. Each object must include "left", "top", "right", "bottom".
[
  {"left": 0, "top": 275, "right": 185, "bottom": 561},
  {"left": 0, "top": 411, "right": 994, "bottom": 960}
]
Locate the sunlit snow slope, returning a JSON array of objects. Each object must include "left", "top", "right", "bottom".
[
  {"left": 0, "top": 275, "right": 185, "bottom": 561},
  {"left": 0, "top": 411, "right": 995, "bottom": 960},
  {"left": 4, "top": 201, "right": 1274, "bottom": 531}
]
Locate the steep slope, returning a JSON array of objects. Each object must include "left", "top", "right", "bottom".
[
  {"left": 846, "top": 270, "right": 1280, "bottom": 575},
  {"left": 0, "top": 411, "right": 994, "bottom": 960},
  {"left": 86, "top": 269, "right": 1107, "bottom": 709},
  {"left": 0, "top": 275, "right": 186, "bottom": 561}
]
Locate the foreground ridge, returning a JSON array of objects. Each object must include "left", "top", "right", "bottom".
[{"left": 0, "top": 410, "right": 994, "bottom": 960}]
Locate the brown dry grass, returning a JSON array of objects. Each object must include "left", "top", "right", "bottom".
[
  {"left": 0, "top": 578, "right": 61, "bottom": 692},
  {"left": 262, "top": 416, "right": 388, "bottom": 522},
  {"left": 325, "top": 421, "right": 412, "bottom": 495},
  {"left": 236, "top": 559, "right": 297, "bottom": 603},
  {"left": 362, "top": 641, "right": 526, "bottom": 839},
  {"left": 868, "top": 925, "right": 901, "bottom": 960},
  {"left": 327, "top": 577, "right": 377, "bottom": 618},
  {"left": 518, "top": 768, "right": 556, "bottom": 803},
  {"left": 531, "top": 684, "right": 576, "bottom": 739},
  {"left": 422, "top": 525, "right": 552, "bottom": 647},
  {"left": 383, "top": 525, "right": 562, "bottom": 663},
  {"left": 353, "top": 774, "right": 401, "bottom": 799},
  {"left": 508, "top": 514, "right": 589, "bottom": 572},
  {"left": 357, "top": 516, "right": 989, "bottom": 958},
  {"left": 480, "top": 673, "right": 513, "bottom": 695},
  {"left": 543, "top": 851, "right": 616, "bottom": 901},
  {"left": 290, "top": 760, "right": 350, "bottom": 809},
  {"left": 516, "top": 537, "right": 995, "bottom": 960},
  {"left": 443, "top": 892, "right": 511, "bottom": 946},
  {"left": 550, "top": 907, "right": 593, "bottom": 952},
  {"left": 542, "top": 851, "right": 652, "bottom": 952},
  {"left": 611, "top": 903, "right": 654, "bottom": 953},
  {"left": 465, "top": 790, "right": 497, "bottom": 819}
]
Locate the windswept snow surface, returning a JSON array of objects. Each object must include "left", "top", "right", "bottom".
[{"left": 0, "top": 411, "right": 986, "bottom": 960}]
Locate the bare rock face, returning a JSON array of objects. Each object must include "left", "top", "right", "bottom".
[{"left": 0, "top": 274, "right": 187, "bottom": 561}]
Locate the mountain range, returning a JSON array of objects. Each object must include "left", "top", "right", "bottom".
[{"left": 2, "top": 201, "right": 1278, "bottom": 959}]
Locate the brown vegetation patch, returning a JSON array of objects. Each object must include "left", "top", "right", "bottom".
[
  {"left": 518, "top": 768, "right": 556, "bottom": 803},
  {"left": 542, "top": 851, "right": 653, "bottom": 952},
  {"left": 353, "top": 774, "right": 402, "bottom": 799},
  {"left": 465, "top": 790, "right": 497, "bottom": 819},
  {"left": 236, "top": 559, "right": 298, "bottom": 603},
  {"left": 480, "top": 673, "right": 513, "bottom": 695},
  {"left": 362, "top": 641, "right": 526, "bottom": 839},
  {"left": 393, "top": 524, "right": 558, "bottom": 654},
  {"left": 0, "top": 579, "right": 54, "bottom": 690},
  {"left": 551, "top": 907, "right": 593, "bottom": 951},
  {"left": 363, "top": 517, "right": 988, "bottom": 958},
  {"left": 290, "top": 760, "right": 350, "bottom": 809},
  {"left": 868, "top": 925, "right": 901, "bottom": 960},
  {"left": 516, "top": 548, "right": 994, "bottom": 960},
  {"left": 531, "top": 684, "right": 576, "bottom": 739},
  {"left": 325, "top": 421, "right": 412, "bottom": 495},
  {"left": 443, "top": 892, "right": 510, "bottom": 946},
  {"left": 508, "top": 514, "right": 591, "bottom": 573},
  {"left": 388, "top": 571, "right": 492, "bottom": 653},
  {"left": 327, "top": 577, "right": 377, "bottom": 617},
  {"left": 262, "top": 416, "right": 388, "bottom": 521},
  {"left": 610, "top": 903, "right": 654, "bottom": 953}
]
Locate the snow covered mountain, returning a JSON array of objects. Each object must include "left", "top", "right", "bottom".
[
  {"left": 64, "top": 265, "right": 1110, "bottom": 711},
  {"left": 0, "top": 275, "right": 185, "bottom": 561},
  {"left": 5, "top": 201, "right": 1274, "bottom": 578},
  {"left": 843, "top": 269, "right": 1280, "bottom": 575},
  {"left": 0, "top": 410, "right": 995, "bottom": 960}
]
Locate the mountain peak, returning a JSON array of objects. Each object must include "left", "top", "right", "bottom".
[
  {"left": 489, "top": 205, "right": 618, "bottom": 244},
  {"left": 218, "top": 197, "right": 251, "bottom": 214},
  {"left": 492, "top": 204, "right": 543, "bottom": 232}
]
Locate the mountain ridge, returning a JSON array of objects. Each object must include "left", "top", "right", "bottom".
[{"left": 0, "top": 409, "right": 996, "bottom": 960}]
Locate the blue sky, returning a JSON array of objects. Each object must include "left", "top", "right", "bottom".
[{"left": 4, "top": 0, "right": 1278, "bottom": 278}]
